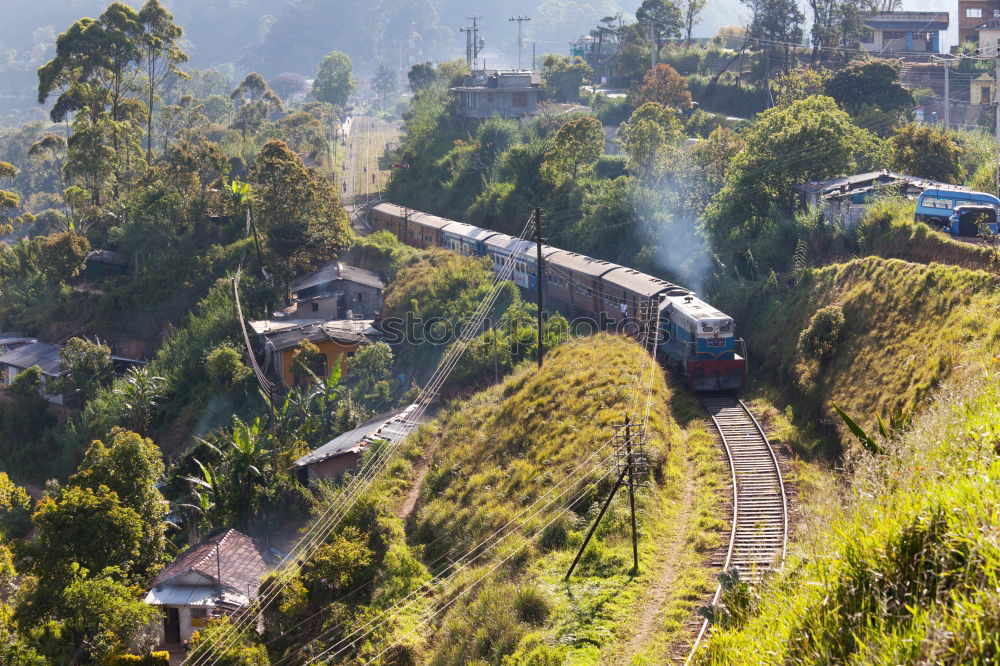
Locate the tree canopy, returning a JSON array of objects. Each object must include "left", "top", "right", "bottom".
[{"left": 312, "top": 51, "right": 355, "bottom": 108}]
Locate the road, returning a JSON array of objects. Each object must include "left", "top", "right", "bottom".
[{"left": 339, "top": 114, "right": 399, "bottom": 234}]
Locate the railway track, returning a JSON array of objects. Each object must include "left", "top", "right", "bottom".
[{"left": 684, "top": 396, "right": 787, "bottom": 663}]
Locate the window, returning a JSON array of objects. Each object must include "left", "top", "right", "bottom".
[
  {"left": 357, "top": 292, "right": 363, "bottom": 302},
  {"left": 967, "top": 7, "right": 983, "bottom": 17},
  {"left": 312, "top": 302, "right": 319, "bottom": 312},
  {"left": 883, "top": 30, "right": 908, "bottom": 41},
  {"left": 512, "top": 93, "right": 527, "bottom": 107}
]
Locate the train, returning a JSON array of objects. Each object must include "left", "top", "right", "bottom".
[{"left": 370, "top": 203, "right": 747, "bottom": 391}]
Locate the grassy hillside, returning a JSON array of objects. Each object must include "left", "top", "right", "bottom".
[
  {"left": 400, "top": 333, "right": 727, "bottom": 664},
  {"left": 719, "top": 255, "right": 1000, "bottom": 454},
  {"left": 697, "top": 359, "right": 1000, "bottom": 664}
]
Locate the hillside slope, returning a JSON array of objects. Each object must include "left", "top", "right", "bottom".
[
  {"left": 400, "top": 334, "right": 727, "bottom": 664},
  {"left": 719, "top": 256, "right": 1000, "bottom": 452}
]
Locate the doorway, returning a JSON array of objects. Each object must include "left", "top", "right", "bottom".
[{"left": 164, "top": 607, "right": 181, "bottom": 643}]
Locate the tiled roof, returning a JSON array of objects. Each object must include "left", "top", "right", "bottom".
[{"left": 149, "top": 529, "right": 281, "bottom": 595}]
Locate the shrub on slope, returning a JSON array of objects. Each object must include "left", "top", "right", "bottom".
[{"left": 722, "top": 256, "right": 1000, "bottom": 445}]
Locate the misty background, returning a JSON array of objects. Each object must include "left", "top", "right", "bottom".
[{"left": 0, "top": 0, "right": 955, "bottom": 123}]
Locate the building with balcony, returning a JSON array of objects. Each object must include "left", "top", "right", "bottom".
[
  {"left": 860, "top": 12, "right": 949, "bottom": 54},
  {"left": 450, "top": 70, "right": 540, "bottom": 119}
]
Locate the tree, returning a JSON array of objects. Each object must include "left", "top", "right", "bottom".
[
  {"left": 543, "top": 115, "right": 604, "bottom": 182},
  {"left": 138, "top": 0, "right": 187, "bottom": 161},
  {"left": 113, "top": 367, "right": 167, "bottom": 434},
  {"left": 39, "top": 231, "right": 90, "bottom": 284},
  {"left": 407, "top": 62, "right": 437, "bottom": 92},
  {"left": 743, "top": 0, "right": 805, "bottom": 85},
  {"left": 313, "top": 51, "right": 355, "bottom": 108},
  {"left": 635, "top": 64, "right": 692, "bottom": 110},
  {"left": 291, "top": 339, "right": 325, "bottom": 383},
  {"left": 0, "top": 162, "right": 20, "bottom": 235},
  {"left": 269, "top": 73, "right": 310, "bottom": 104},
  {"left": 823, "top": 58, "right": 914, "bottom": 116},
  {"left": 230, "top": 73, "right": 284, "bottom": 139},
  {"left": 206, "top": 344, "right": 252, "bottom": 388},
  {"left": 619, "top": 102, "right": 683, "bottom": 170},
  {"left": 888, "top": 124, "right": 965, "bottom": 184},
  {"left": 681, "top": 0, "right": 707, "bottom": 44},
  {"left": 372, "top": 62, "right": 398, "bottom": 110},
  {"left": 28, "top": 134, "right": 68, "bottom": 190},
  {"left": 70, "top": 429, "right": 167, "bottom": 579},
  {"left": 707, "top": 95, "right": 878, "bottom": 240},
  {"left": 37, "top": 4, "right": 144, "bottom": 123},
  {"left": 31, "top": 485, "right": 144, "bottom": 586},
  {"left": 249, "top": 140, "right": 351, "bottom": 280},
  {"left": 636, "top": 0, "right": 683, "bottom": 60},
  {"left": 771, "top": 67, "right": 829, "bottom": 106},
  {"left": 50, "top": 566, "right": 157, "bottom": 665},
  {"left": 58, "top": 337, "right": 113, "bottom": 407},
  {"left": 344, "top": 342, "right": 393, "bottom": 410},
  {"left": 541, "top": 55, "right": 593, "bottom": 103}
]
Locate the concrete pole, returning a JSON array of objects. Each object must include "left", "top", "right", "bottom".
[{"left": 944, "top": 61, "right": 950, "bottom": 130}]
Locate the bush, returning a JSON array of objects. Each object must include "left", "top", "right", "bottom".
[
  {"left": 514, "top": 584, "right": 551, "bottom": 625},
  {"left": 205, "top": 343, "right": 252, "bottom": 387},
  {"left": 797, "top": 305, "right": 846, "bottom": 363},
  {"left": 102, "top": 653, "right": 169, "bottom": 666}
]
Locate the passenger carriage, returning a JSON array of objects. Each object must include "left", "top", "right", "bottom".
[{"left": 544, "top": 252, "right": 620, "bottom": 317}]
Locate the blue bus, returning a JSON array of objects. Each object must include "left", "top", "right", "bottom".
[{"left": 915, "top": 188, "right": 1000, "bottom": 229}]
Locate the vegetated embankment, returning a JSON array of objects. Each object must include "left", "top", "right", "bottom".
[
  {"left": 403, "top": 333, "right": 727, "bottom": 664},
  {"left": 721, "top": 255, "right": 1000, "bottom": 444},
  {"left": 694, "top": 251, "right": 1000, "bottom": 663}
]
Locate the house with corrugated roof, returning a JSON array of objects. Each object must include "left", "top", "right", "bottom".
[
  {"left": 290, "top": 262, "right": 384, "bottom": 320},
  {"left": 0, "top": 341, "right": 66, "bottom": 404},
  {"left": 145, "top": 529, "right": 282, "bottom": 646},
  {"left": 249, "top": 318, "right": 383, "bottom": 387},
  {"left": 291, "top": 404, "right": 423, "bottom": 485}
]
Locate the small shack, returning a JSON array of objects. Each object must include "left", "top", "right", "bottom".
[
  {"left": 145, "top": 529, "right": 281, "bottom": 647},
  {"left": 291, "top": 404, "right": 423, "bottom": 485},
  {"left": 794, "top": 171, "right": 960, "bottom": 226},
  {"left": 290, "top": 262, "right": 384, "bottom": 320},
  {"left": 0, "top": 341, "right": 66, "bottom": 404},
  {"left": 84, "top": 249, "right": 128, "bottom": 280}
]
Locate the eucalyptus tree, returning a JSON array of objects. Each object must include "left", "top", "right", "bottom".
[{"left": 138, "top": 0, "right": 188, "bottom": 160}]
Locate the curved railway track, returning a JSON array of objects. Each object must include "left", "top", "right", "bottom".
[{"left": 685, "top": 396, "right": 787, "bottom": 663}]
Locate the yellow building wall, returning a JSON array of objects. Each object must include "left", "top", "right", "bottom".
[{"left": 279, "top": 338, "right": 358, "bottom": 386}]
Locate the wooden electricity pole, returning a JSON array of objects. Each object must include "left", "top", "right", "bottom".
[{"left": 565, "top": 417, "right": 645, "bottom": 581}]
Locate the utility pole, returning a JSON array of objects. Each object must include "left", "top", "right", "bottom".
[
  {"left": 995, "top": 51, "right": 1000, "bottom": 197},
  {"left": 625, "top": 418, "right": 638, "bottom": 572},
  {"left": 532, "top": 42, "right": 536, "bottom": 70},
  {"left": 564, "top": 417, "right": 648, "bottom": 581},
  {"left": 460, "top": 25, "right": 474, "bottom": 69},
  {"left": 510, "top": 16, "right": 531, "bottom": 69},
  {"left": 943, "top": 60, "right": 950, "bottom": 130},
  {"left": 469, "top": 15, "right": 484, "bottom": 69},
  {"left": 534, "top": 207, "right": 544, "bottom": 369}
]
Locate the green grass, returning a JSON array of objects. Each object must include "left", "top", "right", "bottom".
[
  {"left": 395, "top": 334, "right": 728, "bottom": 664},
  {"left": 720, "top": 255, "right": 1000, "bottom": 453},
  {"left": 697, "top": 362, "right": 1000, "bottom": 664}
]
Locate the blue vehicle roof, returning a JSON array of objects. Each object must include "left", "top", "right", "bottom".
[{"left": 919, "top": 188, "right": 1000, "bottom": 203}]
